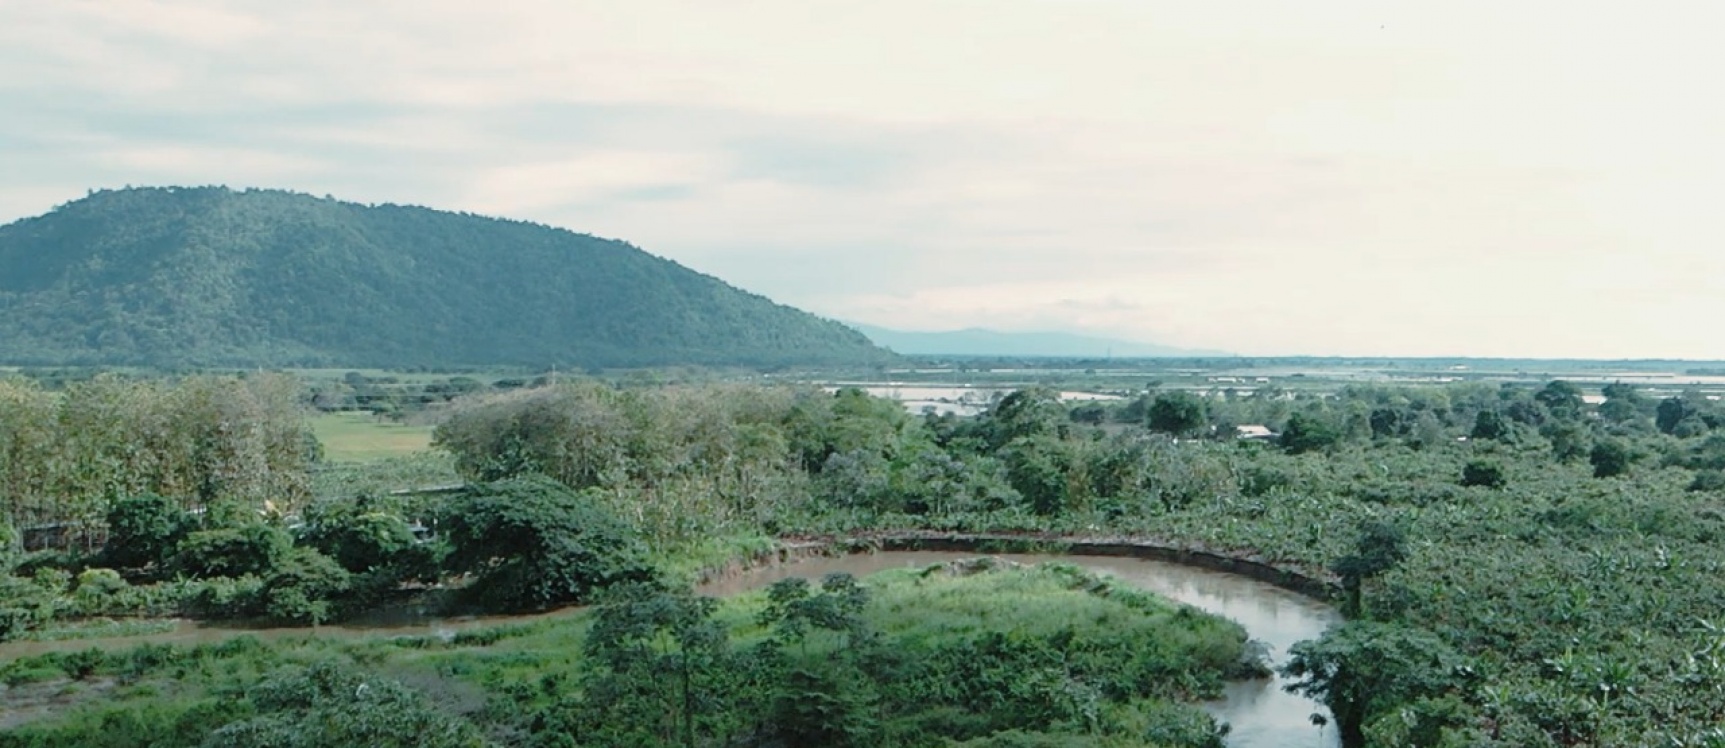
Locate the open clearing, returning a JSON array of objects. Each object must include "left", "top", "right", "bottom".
[{"left": 310, "top": 411, "right": 434, "bottom": 462}]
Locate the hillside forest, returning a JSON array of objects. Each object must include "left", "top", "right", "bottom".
[
  {"left": 0, "top": 187, "right": 891, "bottom": 369},
  {"left": 3, "top": 374, "right": 1725, "bottom": 746}
]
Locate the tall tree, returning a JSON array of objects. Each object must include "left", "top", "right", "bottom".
[
  {"left": 1282, "top": 622, "right": 1469, "bottom": 748},
  {"left": 1333, "top": 520, "right": 1407, "bottom": 618},
  {"left": 1147, "top": 391, "right": 1209, "bottom": 437}
]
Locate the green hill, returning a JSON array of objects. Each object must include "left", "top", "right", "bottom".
[{"left": 0, "top": 187, "right": 893, "bottom": 369}]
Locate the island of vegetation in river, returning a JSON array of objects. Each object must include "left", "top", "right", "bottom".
[{"left": 0, "top": 561, "right": 1255, "bottom": 748}]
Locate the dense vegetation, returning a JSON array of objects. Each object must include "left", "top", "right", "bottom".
[
  {"left": 425, "top": 378, "right": 1725, "bottom": 746},
  {"left": 0, "top": 562, "right": 1253, "bottom": 747},
  {"left": 0, "top": 374, "right": 313, "bottom": 535},
  {"left": 9, "top": 372, "right": 1725, "bottom": 745},
  {"left": 0, "top": 187, "right": 892, "bottom": 368}
]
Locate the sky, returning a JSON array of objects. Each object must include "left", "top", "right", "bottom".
[{"left": 3, "top": 1, "right": 1724, "bottom": 359}]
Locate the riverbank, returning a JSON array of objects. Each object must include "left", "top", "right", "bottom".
[
  {"left": 807, "top": 531, "right": 1340, "bottom": 600},
  {"left": 2, "top": 530, "right": 1341, "bottom": 658},
  {"left": 2, "top": 556, "right": 1294, "bottom": 748}
]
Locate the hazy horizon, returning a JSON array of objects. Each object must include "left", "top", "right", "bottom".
[{"left": 4, "top": 2, "right": 1722, "bottom": 359}]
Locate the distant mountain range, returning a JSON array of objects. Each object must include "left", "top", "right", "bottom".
[
  {"left": 0, "top": 187, "right": 894, "bottom": 369},
  {"left": 848, "top": 324, "right": 1231, "bottom": 358}
]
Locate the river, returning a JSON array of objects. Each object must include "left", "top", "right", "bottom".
[
  {"left": 1, "top": 549, "right": 1340, "bottom": 747},
  {"left": 700, "top": 550, "right": 1341, "bottom": 748}
]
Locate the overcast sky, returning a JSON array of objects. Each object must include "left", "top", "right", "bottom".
[{"left": 4, "top": 1, "right": 1723, "bottom": 358}]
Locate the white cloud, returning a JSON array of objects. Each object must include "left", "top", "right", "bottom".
[{"left": 2, "top": 0, "right": 1724, "bottom": 358}]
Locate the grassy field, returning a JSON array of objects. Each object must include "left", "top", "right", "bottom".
[{"left": 310, "top": 411, "right": 435, "bottom": 462}]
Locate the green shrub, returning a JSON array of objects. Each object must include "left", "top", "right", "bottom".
[
  {"left": 1690, "top": 469, "right": 1725, "bottom": 492},
  {"left": 296, "top": 501, "right": 428, "bottom": 575},
  {"left": 439, "top": 476, "right": 657, "bottom": 612},
  {"left": 1590, "top": 439, "right": 1637, "bottom": 478},
  {"left": 1461, "top": 460, "right": 1507, "bottom": 489},
  {"left": 184, "top": 575, "right": 267, "bottom": 619},
  {"left": 259, "top": 548, "right": 351, "bottom": 624},
  {"left": 171, "top": 524, "right": 292, "bottom": 579},
  {"left": 202, "top": 662, "right": 490, "bottom": 748},
  {"left": 101, "top": 494, "right": 193, "bottom": 573}
]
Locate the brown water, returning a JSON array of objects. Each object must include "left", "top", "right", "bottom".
[{"left": 1, "top": 551, "right": 1339, "bottom": 747}]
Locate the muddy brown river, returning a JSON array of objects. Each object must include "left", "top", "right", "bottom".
[{"left": 0, "top": 550, "right": 1341, "bottom": 747}]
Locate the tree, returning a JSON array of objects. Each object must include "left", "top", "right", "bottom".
[
  {"left": 1004, "top": 437, "right": 1074, "bottom": 516},
  {"left": 1589, "top": 439, "right": 1636, "bottom": 478},
  {"left": 1541, "top": 420, "right": 1591, "bottom": 463},
  {"left": 1535, "top": 380, "right": 1584, "bottom": 417},
  {"left": 1068, "top": 402, "right": 1108, "bottom": 425},
  {"left": 100, "top": 494, "right": 193, "bottom": 573},
  {"left": 171, "top": 524, "right": 293, "bottom": 579},
  {"left": 988, "top": 388, "right": 1067, "bottom": 448},
  {"left": 438, "top": 476, "right": 657, "bottom": 611},
  {"left": 756, "top": 574, "right": 877, "bottom": 746},
  {"left": 1281, "top": 621, "right": 1470, "bottom": 748},
  {"left": 297, "top": 499, "right": 435, "bottom": 579},
  {"left": 259, "top": 548, "right": 352, "bottom": 624},
  {"left": 758, "top": 573, "right": 871, "bottom": 653},
  {"left": 1469, "top": 410, "right": 1510, "bottom": 441},
  {"left": 1369, "top": 407, "right": 1409, "bottom": 440},
  {"left": 1689, "top": 469, "right": 1725, "bottom": 493},
  {"left": 1598, "top": 382, "right": 1648, "bottom": 426},
  {"left": 1281, "top": 411, "right": 1341, "bottom": 454},
  {"left": 583, "top": 583, "right": 730, "bottom": 748},
  {"left": 1147, "top": 392, "right": 1208, "bottom": 437},
  {"left": 1332, "top": 520, "right": 1407, "bottom": 618},
  {"left": 1460, "top": 460, "right": 1506, "bottom": 489},
  {"left": 814, "top": 450, "right": 894, "bottom": 513},
  {"left": 1658, "top": 397, "right": 1692, "bottom": 435}
]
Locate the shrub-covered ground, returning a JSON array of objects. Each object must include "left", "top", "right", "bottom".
[
  {"left": 0, "top": 563, "right": 1252, "bottom": 748},
  {"left": 9, "top": 376, "right": 1725, "bottom": 745}
]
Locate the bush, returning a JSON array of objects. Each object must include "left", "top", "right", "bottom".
[
  {"left": 101, "top": 494, "right": 193, "bottom": 572},
  {"left": 70, "top": 568, "right": 129, "bottom": 614},
  {"left": 1281, "top": 412, "right": 1342, "bottom": 454},
  {"left": 296, "top": 501, "right": 425, "bottom": 574},
  {"left": 439, "top": 476, "right": 658, "bottom": 612},
  {"left": 1691, "top": 469, "right": 1725, "bottom": 493},
  {"left": 184, "top": 575, "right": 267, "bottom": 619},
  {"left": 260, "top": 548, "right": 352, "bottom": 624},
  {"left": 1590, "top": 439, "right": 1637, "bottom": 478},
  {"left": 1460, "top": 460, "right": 1507, "bottom": 489},
  {"left": 0, "top": 574, "right": 56, "bottom": 641},
  {"left": 11, "top": 550, "right": 86, "bottom": 578},
  {"left": 171, "top": 524, "right": 293, "bottom": 579},
  {"left": 203, "top": 662, "right": 490, "bottom": 748}
]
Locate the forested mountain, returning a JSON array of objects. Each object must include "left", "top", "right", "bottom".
[{"left": 0, "top": 187, "right": 893, "bottom": 368}]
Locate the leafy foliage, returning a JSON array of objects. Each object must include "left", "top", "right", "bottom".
[
  {"left": 437, "top": 476, "right": 657, "bottom": 611},
  {"left": 1460, "top": 460, "right": 1506, "bottom": 489},
  {"left": 1281, "top": 621, "right": 1471, "bottom": 748},
  {"left": 0, "top": 374, "right": 314, "bottom": 531},
  {"left": 101, "top": 494, "right": 193, "bottom": 573},
  {"left": 1147, "top": 392, "right": 1210, "bottom": 437},
  {"left": 202, "top": 662, "right": 490, "bottom": 748},
  {"left": 0, "top": 564, "right": 1241, "bottom": 748},
  {"left": 171, "top": 524, "right": 293, "bottom": 580}
]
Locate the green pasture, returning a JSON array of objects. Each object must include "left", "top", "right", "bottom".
[{"left": 310, "top": 412, "right": 435, "bottom": 463}]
